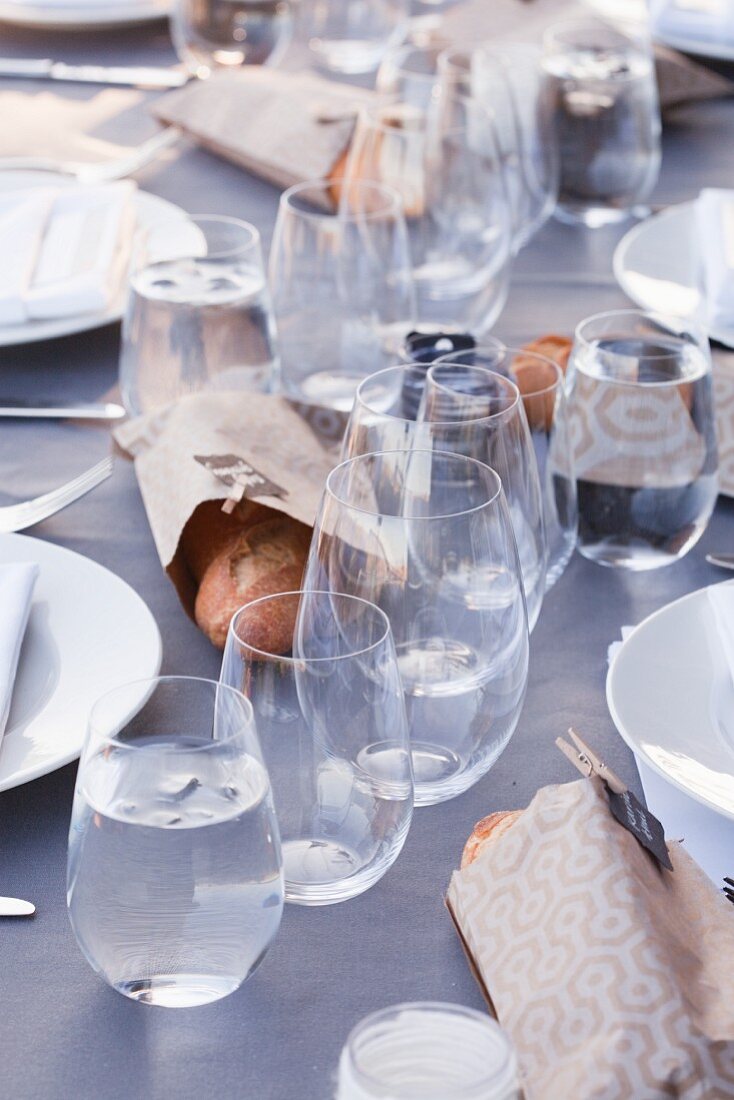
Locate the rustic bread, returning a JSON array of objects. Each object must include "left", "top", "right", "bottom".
[{"left": 460, "top": 810, "right": 523, "bottom": 870}]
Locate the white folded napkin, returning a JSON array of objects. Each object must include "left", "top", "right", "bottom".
[
  {"left": 650, "top": 0, "right": 734, "bottom": 45},
  {"left": 0, "top": 181, "right": 136, "bottom": 326},
  {"left": 696, "top": 188, "right": 734, "bottom": 329},
  {"left": 0, "top": 562, "right": 38, "bottom": 744}
]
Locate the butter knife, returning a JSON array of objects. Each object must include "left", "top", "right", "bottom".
[
  {"left": 0, "top": 399, "right": 125, "bottom": 420},
  {"left": 0, "top": 58, "right": 189, "bottom": 89},
  {"left": 0, "top": 897, "right": 35, "bottom": 917}
]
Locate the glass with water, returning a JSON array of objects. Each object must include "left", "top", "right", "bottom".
[
  {"left": 172, "top": 0, "right": 293, "bottom": 77},
  {"left": 67, "top": 677, "right": 283, "bottom": 1007},
  {"left": 120, "top": 215, "right": 279, "bottom": 417}
]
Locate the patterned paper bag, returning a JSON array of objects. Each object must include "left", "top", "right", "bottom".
[{"left": 446, "top": 777, "right": 734, "bottom": 1098}]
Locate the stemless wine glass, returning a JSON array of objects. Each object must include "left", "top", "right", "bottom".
[
  {"left": 376, "top": 43, "right": 443, "bottom": 110},
  {"left": 67, "top": 677, "right": 283, "bottom": 1007},
  {"left": 172, "top": 0, "right": 294, "bottom": 78},
  {"left": 221, "top": 591, "right": 413, "bottom": 904},
  {"left": 120, "top": 215, "right": 278, "bottom": 417},
  {"left": 304, "top": 451, "right": 529, "bottom": 806},
  {"left": 302, "top": 0, "right": 410, "bottom": 75},
  {"left": 566, "top": 309, "right": 718, "bottom": 569},
  {"left": 341, "top": 366, "right": 546, "bottom": 631},
  {"left": 432, "top": 347, "right": 576, "bottom": 589},
  {"left": 345, "top": 90, "right": 512, "bottom": 334},
  {"left": 269, "top": 179, "right": 415, "bottom": 411}
]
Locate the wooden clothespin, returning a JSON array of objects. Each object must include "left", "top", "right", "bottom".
[{"left": 555, "top": 727, "right": 627, "bottom": 795}]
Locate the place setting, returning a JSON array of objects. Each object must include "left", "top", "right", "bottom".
[{"left": 2, "top": 0, "right": 734, "bottom": 1097}]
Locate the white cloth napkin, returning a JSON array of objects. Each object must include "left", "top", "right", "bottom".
[
  {"left": 0, "top": 181, "right": 136, "bottom": 326},
  {"left": 650, "top": 0, "right": 734, "bottom": 45},
  {"left": 695, "top": 188, "right": 734, "bottom": 329},
  {"left": 0, "top": 562, "right": 38, "bottom": 744}
]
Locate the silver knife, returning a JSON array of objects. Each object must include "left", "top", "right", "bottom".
[
  {"left": 0, "top": 58, "right": 189, "bottom": 89},
  {"left": 0, "top": 897, "right": 35, "bottom": 917},
  {"left": 0, "top": 399, "right": 125, "bottom": 420}
]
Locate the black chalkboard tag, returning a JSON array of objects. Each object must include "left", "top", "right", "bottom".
[{"left": 606, "top": 788, "right": 673, "bottom": 871}]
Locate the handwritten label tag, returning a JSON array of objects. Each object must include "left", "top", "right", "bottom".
[
  {"left": 194, "top": 454, "right": 287, "bottom": 501},
  {"left": 607, "top": 788, "right": 673, "bottom": 871}
]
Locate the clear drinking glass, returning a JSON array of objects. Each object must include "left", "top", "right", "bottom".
[
  {"left": 345, "top": 91, "right": 512, "bottom": 335},
  {"left": 67, "top": 677, "right": 283, "bottom": 1007},
  {"left": 269, "top": 179, "right": 415, "bottom": 411},
  {"left": 432, "top": 347, "right": 577, "bottom": 589},
  {"left": 376, "top": 43, "right": 443, "bottom": 111},
  {"left": 221, "top": 591, "right": 413, "bottom": 904},
  {"left": 341, "top": 366, "right": 546, "bottom": 631},
  {"left": 304, "top": 450, "right": 529, "bottom": 806},
  {"left": 566, "top": 309, "right": 718, "bottom": 569},
  {"left": 337, "top": 1003, "right": 521, "bottom": 1100},
  {"left": 120, "top": 215, "right": 278, "bottom": 417},
  {"left": 303, "top": 0, "right": 410, "bottom": 75},
  {"left": 540, "top": 19, "right": 661, "bottom": 226},
  {"left": 171, "top": 0, "right": 293, "bottom": 77}
]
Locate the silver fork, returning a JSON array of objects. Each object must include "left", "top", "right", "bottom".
[
  {"left": 0, "top": 456, "right": 113, "bottom": 533},
  {"left": 0, "top": 125, "right": 182, "bottom": 184}
]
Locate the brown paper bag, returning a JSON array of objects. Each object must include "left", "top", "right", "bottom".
[{"left": 447, "top": 777, "right": 734, "bottom": 1098}]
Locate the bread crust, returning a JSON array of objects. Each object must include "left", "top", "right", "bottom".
[{"left": 460, "top": 810, "right": 522, "bottom": 869}]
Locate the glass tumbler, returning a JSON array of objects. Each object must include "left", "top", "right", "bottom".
[
  {"left": 269, "top": 179, "right": 415, "bottom": 411},
  {"left": 171, "top": 0, "right": 293, "bottom": 78},
  {"left": 303, "top": 0, "right": 410, "bottom": 75},
  {"left": 566, "top": 309, "right": 718, "bottom": 569},
  {"left": 337, "top": 1003, "right": 520, "bottom": 1100},
  {"left": 67, "top": 677, "right": 283, "bottom": 1007},
  {"left": 221, "top": 591, "right": 413, "bottom": 904},
  {"left": 540, "top": 19, "right": 661, "bottom": 226},
  {"left": 431, "top": 347, "right": 577, "bottom": 589},
  {"left": 120, "top": 215, "right": 278, "bottom": 417},
  {"left": 304, "top": 450, "right": 529, "bottom": 806}
]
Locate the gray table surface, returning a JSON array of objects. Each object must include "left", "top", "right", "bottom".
[{"left": 0, "top": 18, "right": 733, "bottom": 1100}]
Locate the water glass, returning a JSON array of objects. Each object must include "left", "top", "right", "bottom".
[
  {"left": 269, "top": 179, "right": 415, "bottom": 411},
  {"left": 337, "top": 1003, "right": 520, "bottom": 1100},
  {"left": 120, "top": 215, "right": 278, "bottom": 417},
  {"left": 376, "top": 43, "right": 443, "bottom": 110},
  {"left": 302, "top": 0, "right": 410, "bottom": 75},
  {"left": 345, "top": 91, "right": 512, "bottom": 334},
  {"left": 67, "top": 676, "right": 283, "bottom": 1007},
  {"left": 172, "top": 0, "right": 293, "bottom": 77},
  {"left": 304, "top": 450, "right": 529, "bottom": 806},
  {"left": 566, "top": 309, "right": 718, "bottom": 569},
  {"left": 221, "top": 591, "right": 413, "bottom": 904},
  {"left": 541, "top": 19, "right": 661, "bottom": 226},
  {"left": 432, "top": 346, "right": 577, "bottom": 589}
]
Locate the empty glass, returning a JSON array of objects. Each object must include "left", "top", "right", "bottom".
[
  {"left": 67, "top": 677, "right": 283, "bottom": 1007},
  {"left": 221, "top": 591, "right": 413, "bottom": 904},
  {"left": 172, "top": 0, "right": 293, "bottom": 77},
  {"left": 540, "top": 19, "right": 661, "bottom": 226},
  {"left": 303, "top": 0, "right": 410, "bottom": 75},
  {"left": 304, "top": 450, "right": 529, "bottom": 806},
  {"left": 342, "top": 366, "right": 546, "bottom": 631},
  {"left": 432, "top": 347, "right": 576, "bottom": 589},
  {"left": 120, "top": 215, "right": 278, "bottom": 417},
  {"left": 376, "top": 43, "right": 443, "bottom": 110},
  {"left": 269, "top": 179, "right": 415, "bottom": 411},
  {"left": 345, "top": 91, "right": 512, "bottom": 334},
  {"left": 566, "top": 309, "right": 718, "bottom": 569},
  {"left": 337, "top": 1003, "right": 520, "bottom": 1100}
]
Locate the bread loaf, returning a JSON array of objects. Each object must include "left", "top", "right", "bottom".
[{"left": 460, "top": 810, "right": 522, "bottom": 869}]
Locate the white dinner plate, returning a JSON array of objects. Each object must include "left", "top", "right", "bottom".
[
  {"left": 0, "top": 532, "right": 162, "bottom": 792},
  {"left": 654, "top": 30, "right": 734, "bottom": 63},
  {"left": 607, "top": 583, "right": 734, "bottom": 823},
  {"left": 0, "top": 0, "right": 170, "bottom": 27},
  {"left": 0, "top": 171, "right": 189, "bottom": 347}
]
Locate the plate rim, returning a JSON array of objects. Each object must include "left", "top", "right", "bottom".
[
  {"left": 0, "top": 0, "right": 169, "bottom": 26},
  {"left": 0, "top": 532, "right": 162, "bottom": 792},
  {"left": 606, "top": 582, "right": 734, "bottom": 822}
]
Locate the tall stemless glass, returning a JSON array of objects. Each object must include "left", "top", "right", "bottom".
[
  {"left": 304, "top": 451, "right": 529, "bottom": 806},
  {"left": 222, "top": 591, "right": 413, "bottom": 904},
  {"left": 303, "top": 0, "right": 410, "bottom": 75},
  {"left": 67, "top": 677, "right": 283, "bottom": 1007},
  {"left": 172, "top": 0, "right": 293, "bottom": 78},
  {"left": 269, "top": 179, "right": 415, "bottom": 411},
  {"left": 566, "top": 309, "right": 718, "bottom": 569}
]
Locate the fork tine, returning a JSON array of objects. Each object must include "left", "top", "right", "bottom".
[{"left": 0, "top": 456, "right": 113, "bottom": 533}]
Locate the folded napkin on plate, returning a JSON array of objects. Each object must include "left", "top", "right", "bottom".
[
  {"left": 0, "top": 562, "right": 38, "bottom": 743},
  {"left": 0, "top": 181, "right": 136, "bottom": 326},
  {"left": 650, "top": 0, "right": 734, "bottom": 47},
  {"left": 696, "top": 188, "right": 734, "bottom": 330}
]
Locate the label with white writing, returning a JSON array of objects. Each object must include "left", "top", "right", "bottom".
[
  {"left": 607, "top": 788, "right": 673, "bottom": 871},
  {"left": 194, "top": 453, "right": 287, "bottom": 501}
]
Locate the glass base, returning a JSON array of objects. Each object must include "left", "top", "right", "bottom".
[
  {"left": 578, "top": 539, "right": 683, "bottom": 571},
  {"left": 282, "top": 838, "right": 401, "bottom": 906},
  {"left": 115, "top": 973, "right": 241, "bottom": 1007},
  {"left": 294, "top": 371, "right": 364, "bottom": 412},
  {"left": 411, "top": 741, "right": 511, "bottom": 807},
  {"left": 553, "top": 203, "right": 635, "bottom": 229}
]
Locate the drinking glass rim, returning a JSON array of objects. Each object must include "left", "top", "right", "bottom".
[
  {"left": 279, "top": 178, "right": 405, "bottom": 223},
  {"left": 357, "top": 90, "right": 497, "bottom": 137},
  {"left": 88, "top": 675, "right": 255, "bottom": 751},
  {"left": 433, "top": 347, "right": 564, "bottom": 400},
  {"left": 354, "top": 363, "right": 522, "bottom": 427},
  {"left": 327, "top": 448, "right": 503, "bottom": 520},
  {"left": 228, "top": 590, "right": 393, "bottom": 664},
  {"left": 163, "top": 214, "right": 262, "bottom": 262},
  {"left": 343, "top": 1001, "right": 516, "bottom": 1097},
  {"left": 574, "top": 308, "right": 710, "bottom": 386}
]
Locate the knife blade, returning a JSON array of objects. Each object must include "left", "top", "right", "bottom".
[
  {"left": 0, "top": 58, "right": 189, "bottom": 89},
  {"left": 0, "top": 399, "right": 125, "bottom": 420},
  {"left": 0, "top": 897, "right": 35, "bottom": 917}
]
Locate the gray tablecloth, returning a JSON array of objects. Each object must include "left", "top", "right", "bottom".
[{"left": 0, "top": 18, "right": 732, "bottom": 1100}]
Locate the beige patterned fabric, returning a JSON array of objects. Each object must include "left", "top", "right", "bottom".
[{"left": 447, "top": 778, "right": 734, "bottom": 1098}]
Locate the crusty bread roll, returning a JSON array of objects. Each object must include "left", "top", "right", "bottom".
[
  {"left": 519, "top": 334, "right": 572, "bottom": 374},
  {"left": 460, "top": 810, "right": 522, "bottom": 870},
  {"left": 181, "top": 499, "right": 271, "bottom": 583},
  {"left": 512, "top": 335, "right": 573, "bottom": 433}
]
